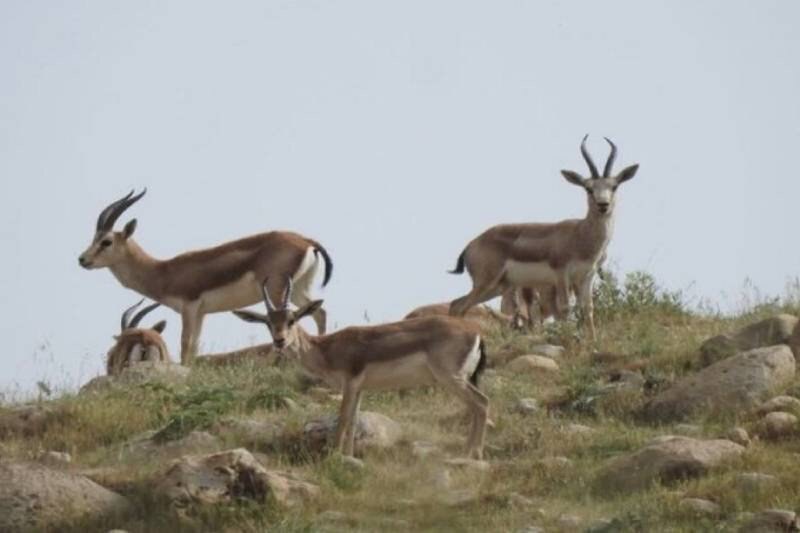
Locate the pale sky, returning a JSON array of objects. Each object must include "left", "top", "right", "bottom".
[{"left": 1, "top": 1, "right": 798, "bottom": 397}]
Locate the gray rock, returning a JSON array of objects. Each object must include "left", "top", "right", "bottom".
[
  {"left": 756, "top": 395, "right": 800, "bottom": 415},
  {"left": 738, "top": 509, "right": 799, "bottom": 532},
  {"left": 680, "top": 498, "right": 721, "bottom": 517},
  {"left": 529, "top": 344, "right": 566, "bottom": 359},
  {"left": 643, "top": 346, "right": 796, "bottom": 422},
  {"left": 556, "top": 514, "right": 582, "bottom": 530},
  {"left": 213, "top": 417, "right": 283, "bottom": 448},
  {"left": 726, "top": 427, "right": 752, "bottom": 447},
  {"left": 38, "top": 451, "right": 72, "bottom": 467},
  {"left": 507, "top": 355, "right": 560, "bottom": 374},
  {"left": 562, "top": 423, "right": 595, "bottom": 435},
  {"left": 700, "top": 314, "right": 798, "bottom": 366},
  {"left": 514, "top": 398, "right": 540, "bottom": 415},
  {"left": 156, "top": 448, "right": 318, "bottom": 508},
  {"left": 756, "top": 412, "right": 798, "bottom": 440},
  {"left": 303, "top": 411, "right": 403, "bottom": 454},
  {"left": 0, "top": 461, "right": 129, "bottom": 531},
  {"left": 595, "top": 436, "right": 745, "bottom": 495},
  {"left": 80, "top": 361, "right": 190, "bottom": 394}
]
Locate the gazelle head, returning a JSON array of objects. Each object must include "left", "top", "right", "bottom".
[
  {"left": 106, "top": 299, "right": 168, "bottom": 375},
  {"left": 561, "top": 135, "right": 639, "bottom": 216},
  {"left": 233, "top": 277, "right": 323, "bottom": 351},
  {"left": 78, "top": 189, "right": 146, "bottom": 269}
]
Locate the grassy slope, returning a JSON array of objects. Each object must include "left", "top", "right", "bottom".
[{"left": 1, "top": 272, "right": 799, "bottom": 532}]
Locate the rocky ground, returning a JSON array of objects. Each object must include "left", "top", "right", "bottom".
[{"left": 1, "top": 272, "right": 800, "bottom": 532}]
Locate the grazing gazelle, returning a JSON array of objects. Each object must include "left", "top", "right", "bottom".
[
  {"left": 78, "top": 189, "right": 333, "bottom": 364},
  {"left": 234, "top": 278, "right": 490, "bottom": 460},
  {"left": 106, "top": 299, "right": 169, "bottom": 376},
  {"left": 449, "top": 136, "right": 638, "bottom": 340}
]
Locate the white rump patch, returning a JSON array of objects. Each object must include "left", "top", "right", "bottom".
[{"left": 461, "top": 336, "right": 482, "bottom": 379}]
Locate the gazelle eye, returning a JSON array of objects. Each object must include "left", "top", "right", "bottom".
[
  {"left": 100, "top": 239, "right": 112, "bottom": 248},
  {"left": 288, "top": 319, "right": 296, "bottom": 327}
]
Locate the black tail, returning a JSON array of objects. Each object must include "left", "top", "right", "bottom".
[
  {"left": 313, "top": 244, "right": 334, "bottom": 287},
  {"left": 469, "top": 340, "right": 488, "bottom": 387},
  {"left": 448, "top": 249, "right": 467, "bottom": 275}
]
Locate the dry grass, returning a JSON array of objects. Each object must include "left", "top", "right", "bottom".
[{"left": 1, "top": 271, "right": 799, "bottom": 532}]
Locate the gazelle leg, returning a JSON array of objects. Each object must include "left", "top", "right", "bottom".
[
  {"left": 577, "top": 273, "right": 596, "bottom": 342},
  {"left": 450, "top": 277, "right": 505, "bottom": 318},
  {"left": 335, "top": 376, "right": 363, "bottom": 456},
  {"left": 180, "top": 304, "right": 203, "bottom": 365},
  {"left": 432, "top": 370, "right": 489, "bottom": 460},
  {"left": 343, "top": 390, "right": 362, "bottom": 457}
]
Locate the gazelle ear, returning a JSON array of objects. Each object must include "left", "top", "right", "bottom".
[
  {"left": 152, "top": 320, "right": 167, "bottom": 334},
  {"left": 123, "top": 219, "right": 138, "bottom": 239},
  {"left": 561, "top": 170, "right": 586, "bottom": 188},
  {"left": 233, "top": 309, "right": 268, "bottom": 324},
  {"left": 296, "top": 300, "right": 324, "bottom": 321},
  {"left": 616, "top": 164, "right": 639, "bottom": 184}
]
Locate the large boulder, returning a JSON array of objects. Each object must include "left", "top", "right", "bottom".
[
  {"left": 302, "top": 411, "right": 403, "bottom": 454},
  {"left": 700, "top": 315, "right": 798, "bottom": 366},
  {"left": 506, "top": 355, "right": 559, "bottom": 375},
  {"left": 156, "top": 448, "right": 318, "bottom": 509},
  {"left": 790, "top": 321, "right": 800, "bottom": 360},
  {"left": 0, "top": 461, "right": 129, "bottom": 531},
  {"left": 80, "top": 361, "right": 190, "bottom": 394},
  {"left": 595, "top": 436, "right": 745, "bottom": 495},
  {"left": 739, "top": 509, "right": 799, "bottom": 532},
  {"left": 643, "top": 346, "right": 796, "bottom": 422}
]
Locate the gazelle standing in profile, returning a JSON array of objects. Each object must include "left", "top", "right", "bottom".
[
  {"left": 449, "top": 136, "right": 638, "bottom": 340},
  {"left": 234, "top": 277, "right": 490, "bottom": 460},
  {"left": 106, "top": 299, "right": 170, "bottom": 376},
  {"left": 78, "top": 190, "right": 333, "bottom": 364}
]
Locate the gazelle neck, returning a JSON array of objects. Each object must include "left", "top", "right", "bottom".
[
  {"left": 108, "top": 240, "right": 164, "bottom": 301},
  {"left": 579, "top": 202, "right": 616, "bottom": 259}
]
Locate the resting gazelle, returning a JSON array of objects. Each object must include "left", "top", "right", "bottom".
[
  {"left": 234, "top": 277, "right": 490, "bottom": 459},
  {"left": 106, "top": 299, "right": 170, "bottom": 376}
]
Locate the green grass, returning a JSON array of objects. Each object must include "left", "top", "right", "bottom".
[{"left": 2, "top": 270, "right": 799, "bottom": 532}]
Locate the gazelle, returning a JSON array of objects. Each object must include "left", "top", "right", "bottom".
[
  {"left": 107, "top": 299, "right": 169, "bottom": 376},
  {"left": 449, "top": 136, "right": 638, "bottom": 340},
  {"left": 234, "top": 278, "right": 490, "bottom": 459},
  {"left": 78, "top": 189, "right": 333, "bottom": 364},
  {"left": 198, "top": 343, "right": 276, "bottom": 367}
]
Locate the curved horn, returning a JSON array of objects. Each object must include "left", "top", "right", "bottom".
[
  {"left": 129, "top": 302, "right": 161, "bottom": 329},
  {"left": 580, "top": 134, "right": 600, "bottom": 179},
  {"left": 261, "top": 278, "right": 276, "bottom": 312},
  {"left": 282, "top": 275, "right": 293, "bottom": 308},
  {"left": 120, "top": 298, "right": 145, "bottom": 331},
  {"left": 603, "top": 137, "right": 617, "bottom": 178},
  {"left": 96, "top": 189, "right": 147, "bottom": 232}
]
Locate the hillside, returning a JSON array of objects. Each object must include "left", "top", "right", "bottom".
[{"left": 1, "top": 272, "right": 799, "bottom": 532}]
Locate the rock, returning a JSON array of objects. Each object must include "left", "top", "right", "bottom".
[
  {"left": 739, "top": 509, "right": 799, "bottom": 532},
  {"left": 529, "top": 344, "right": 565, "bottom": 359},
  {"left": 0, "top": 404, "right": 58, "bottom": 438},
  {"left": 756, "top": 395, "right": 800, "bottom": 415},
  {"left": 643, "top": 346, "right": 796, "bottom": 422},
  {"left": 157, "top": 448, "right": 318, "bottom": 509},
  {"left": 680, "top": 498, "right": 721, "bottom": 516},
  {"left": 562, "top": 423, "right": 595, "bottom": 435},
  {"left": 339, "top": 455, "right": 365, "bottom": 470},
  {"left": 605, "top": 370, "right": 646, "bottom": 391},
  {"left": 411, "top": 441, "right": 442, "bottom": 459},
  {"left": 507, "top": 355, "right": 560, "bottom": 375},
  {"left": 790, "top": 321, "right": 800, "bottom": 359},
  {"left": 444, "top": 458, "right": 491, "bottom": 472},
  {"left": 556, "top": 514, "right": 582, "bottom": 530},
  {"left": 38, "top": 451, "right": 72, "bottom": 467},
  {"left": 726, "top": 427, "right": 752, "bottom": 447},
  {"left": 735, "top": 473, "right": 778, "bottom": 492},
  {"left": 514, "top": 398, "right": 539, "bottom": 415},
  {"left": 302, "top": 411, "right": 402, "bottom": 454},
  {"left": 213, "top": 418, "right": 283, "bottom": 448},
  {"left": 123, "top": 430, "right": 222, "bottom": 458},
  {"left": 700, "top": 314, "right": 798, "bottom": 366},
  {"left": 756, "top": 412, "right": 798, "bottom": 440},
  {"left": 80, "top": 362, "right": 190, "bottom": 394},
  {"left": 0, "top": 461, "right": 129, "bottom": 531},
  {"left": 595, "top": 436, "right": 745, "bottom": 495}
]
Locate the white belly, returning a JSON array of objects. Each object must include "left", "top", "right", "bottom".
[
  {"left": 201, "top": 272, "right": 262, "bottom": 313},
  {"left": 363, "top": 352, "right": 436, "bottom": 390},
  {"left": 505, "top": 260, "right": 558, "bottom": 286}
]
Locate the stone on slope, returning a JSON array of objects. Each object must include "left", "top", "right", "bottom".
[
  {"left": 506, "top": 355, "right": 559, "bottom": 375},
  {"left": 595, "top": 436, "right": 745, "bottom": 495},
  {"left": 756, "top": 395, "right": 800, "bottom": 415},
  {"left": 738, "top": 509, "right": 799, "bottom": 533},
  {"left": 302, "top": 411, "right": 402, "bottom": 454},
  {"left": 700, "top": 314, "right": 798, "bottom": 366},
  {"left": 0, "top": 461, "right": 129, "bottom": 531},
  {"left": 80, "top": 361, "right": 190, "bottom": 394},
  {"left": 755, "top": 412, "right": 798, "bottom": 440},
  {"left": 790, "top": 321, "right": 800, "bottom": 360},
  {"left": 643, "top": 346, "right": 796, "bottom": 422},
  {"left": 156, "top": 448, "right": 318, "bottom": 509}
]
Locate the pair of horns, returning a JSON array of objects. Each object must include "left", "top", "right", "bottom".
[
  {"left": 261, "top": 276, "right": 293, "bottom": 312},
  {"left": 120, "top": 299, "right": 160, "bottom": 332},
  {"left": 96, "top": 189, "right": 147, "bottom": 232},
  {"left": 580, "top": 135, "right": 617, "bottom": 179}
]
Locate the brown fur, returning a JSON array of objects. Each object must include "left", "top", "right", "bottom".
[{"left": 106, "top": 329, "right": 170, "bottom": 376}]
